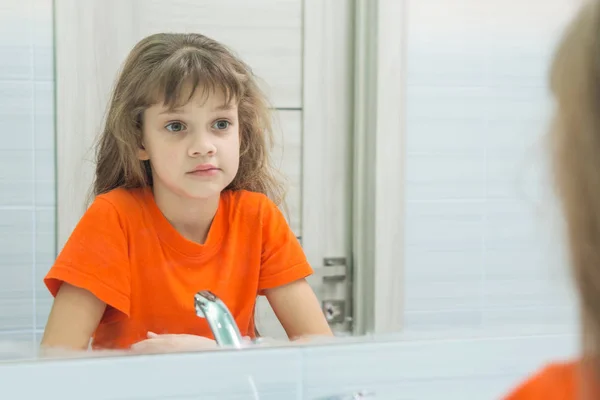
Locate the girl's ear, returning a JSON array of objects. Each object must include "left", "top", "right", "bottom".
[
  {"left": 136, "top": 112, "right": 148, "bottom": 160},
  {"left": 138, "top": 142, "right": 149, "bottom": 160}
]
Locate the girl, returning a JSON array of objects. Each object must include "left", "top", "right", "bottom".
[
  {"left": 41, "top": 32, "right": 333, "bottom": 352},
  {"left": 505, "top": 0, "right": 600, "bottom": 398}
]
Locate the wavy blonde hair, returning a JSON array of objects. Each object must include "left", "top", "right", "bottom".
[
  {"left": 89, "top": 33, "right": 285, "bottom": 206},
  {"left": 550, "top": 0, "right": 600, "bottom": 390}
]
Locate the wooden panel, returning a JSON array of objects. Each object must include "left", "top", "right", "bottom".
[
  {"left": 56, "top": 0, "right": 138, "bottom": 248},
  {"left": 133, "top": 0, "right": 302, "bottom": 108}
]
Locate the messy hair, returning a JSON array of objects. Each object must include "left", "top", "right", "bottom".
[
  {"left": 549, "top": 0, "right": 600, "bottom": 390},
  {"left": 89, "top": 32, "right": 285, "bottom": 206}
]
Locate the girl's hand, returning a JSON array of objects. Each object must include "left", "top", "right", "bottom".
[{"left": 130, "top": 332, "right": 218, "bottom": 354}]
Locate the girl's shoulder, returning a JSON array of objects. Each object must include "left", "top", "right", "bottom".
[
  {"left": 224, "top": 189, "right": 271, "bottom": 207},
  {"left": 93, "top": 187, "right": 149, "bottom": 213},
  {"left": 223, "top": 189, "right": 286, "bottom": 228},
  {"left": 82, "top": 187, "right": 151, "bottom": 229},
  {"left": 223, "top": 189, "right": 274, "bottom": 216}
]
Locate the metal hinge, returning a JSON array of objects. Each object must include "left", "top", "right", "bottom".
[
  {"left": 322, "top": 257, "right": 347, "bottom": 282},
  {"left": 321, "top": 257, "right": 353, "bottom": 325}
]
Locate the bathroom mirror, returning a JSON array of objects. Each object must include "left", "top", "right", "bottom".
[
  {"left": 0, "top": 0, "right": 582, "bottom": 365},
  {"left": 1, "top": 0, "right": 386, "bottom": 363}
]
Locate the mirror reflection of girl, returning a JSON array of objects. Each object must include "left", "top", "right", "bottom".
[
  {"left": 41, "top": 33, "right": 332, "bottom": 354},
  {"left": 505, "top": 1, "right": 600, "bottom": 398}
]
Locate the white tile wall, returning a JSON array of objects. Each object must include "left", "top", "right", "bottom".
[
  {"left": 403, "top": 0, "right": 580, "bottom": 334},
  {"left": 0, "top": 0, "right": 56, "bottom": 338}
]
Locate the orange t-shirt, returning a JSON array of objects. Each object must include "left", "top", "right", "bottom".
[
  {"left": 504, "top": 361, "right": 599, "bottom": 399},
  {"left": 44, "top": 187, "right": 313, "bottom": 350}
]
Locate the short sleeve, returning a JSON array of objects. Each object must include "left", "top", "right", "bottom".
[
  {"left": 258, "top": 199, "right": 313, "bottom": 293},
  {"left": 44, "top": 197, "right": 131, "bottom": 317}
]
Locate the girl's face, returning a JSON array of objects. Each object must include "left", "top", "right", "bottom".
[{"left": 139, "top": 88, "right": 240, "bottom": 201}]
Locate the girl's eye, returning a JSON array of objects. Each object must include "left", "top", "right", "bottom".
[
  {"left": 165, "top": 122, "right": 185, "bottom": 132},
  {"left": 212, "top": 120, "right": 230, "bottom": 130}
]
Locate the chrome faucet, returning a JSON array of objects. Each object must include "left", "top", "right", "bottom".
[{"left": 194, "top": 290, "right": 243, "bottom": 349}]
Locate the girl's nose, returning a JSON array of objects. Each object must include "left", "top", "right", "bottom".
[{"left": 189, "top": 132, "right": 216, "bottom": 156}]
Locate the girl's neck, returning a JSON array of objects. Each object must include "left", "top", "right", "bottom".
[{"left": 151, "top": 184, "right": 220, "bottom": 245}]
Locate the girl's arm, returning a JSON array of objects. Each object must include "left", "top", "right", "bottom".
[
  {"left": 41, "top": 283, "right": 106, "bottom": 350},
  {"left": 257, "top": 195, "right": 333, "bottom": 341},
  {"left": 41, "top": 196, "right": 131, "bottom": 352},
  {"left": 264, "top": 278, "right": 333, "bottom": 340}
]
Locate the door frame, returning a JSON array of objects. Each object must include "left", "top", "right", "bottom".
[
  {"left": 302, "top": 0, "right": 407, "bottom": 335},
  {"left": 302, "top": 0, "right": 356, "bottom": 334},
  {"left": 352, "top": 0, "right": 407, "bottom": 334}
]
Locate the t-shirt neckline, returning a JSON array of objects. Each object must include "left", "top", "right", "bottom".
[{"left": 141, "top": 187, "right": 227, "bottom": 259}]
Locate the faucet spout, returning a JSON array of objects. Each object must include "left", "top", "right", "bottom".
[{"left": 194, "top": 290, "right": 243, "bottom": 349}]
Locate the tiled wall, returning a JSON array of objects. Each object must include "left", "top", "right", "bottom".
[
  {"left": 0, "top": 0, "right": 56, "bottom": 341},
  {"left": 403, "top": 0, "right": 580, "bottom": 334}
]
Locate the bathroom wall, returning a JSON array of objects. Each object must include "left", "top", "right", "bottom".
[
  {"left": 402, "top": 0, "right": 580, "bottom": 335},
  {"left": 0, "top": 0, "right": 56, "bottom": 343}
]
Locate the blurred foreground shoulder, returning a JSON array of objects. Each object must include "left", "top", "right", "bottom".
[{"left": 504, "top": 361, "right": 577, "bottom": 400}]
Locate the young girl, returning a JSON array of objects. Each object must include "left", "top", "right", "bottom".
[
  {"left": 505, "top": 0, "right": 600, "bottom": 398},
  {"left": 41, "top": 32, "right": 332, "bottom": 352}
]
